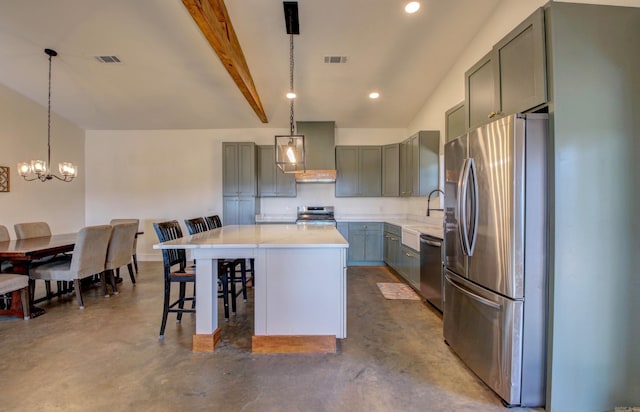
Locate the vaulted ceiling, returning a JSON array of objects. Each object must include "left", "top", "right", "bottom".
[{"left": 0, "top": 0, "right": 500, "bottom": 130}]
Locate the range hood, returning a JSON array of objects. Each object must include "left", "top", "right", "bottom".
[{"left": 294, "top": 121, "right": 337, "bottom": 183}]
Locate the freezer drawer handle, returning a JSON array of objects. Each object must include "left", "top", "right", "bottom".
[
  {"left": 424, "top": 239, "right": 441, "bottom": 247},
  {"left": 445, "top": 274, "right": 502, "bottom": 311}
]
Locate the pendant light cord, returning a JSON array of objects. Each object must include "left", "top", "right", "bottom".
[
  {"left": 47, "top": 51, "right": 53, "bottom": 172},
  {"left": 289, "top": 32, "right": 295, "bottom": 135}
]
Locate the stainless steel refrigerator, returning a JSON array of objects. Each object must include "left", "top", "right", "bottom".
[{"left": 443, "top": 113, "right": 548, "bottom": 407}]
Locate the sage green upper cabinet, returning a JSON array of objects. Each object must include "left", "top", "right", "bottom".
[
  {"left": 382, "top": 144, "right": 399, "bottom": 197},
  {"left": 335, "top": 146, "right": 382, "bottom": 197},
  {"left": 465, "top": 8, "right": 546, "bottom": 129},
  {"left": 465, "top": 51, "right": 496, "bottom": 130},
  {"left": 445, "top": 101, "right": 466, "bottom": 143},
  {"left": 399, "top": 131, "right": 440, "bottom": 197},
  {"left": 295, "top": 121, "right": 335, "bottom": 169},
  {"left": 257, "top": 145, "right": 296, "bottom": 197},
  {"left": 222, "top": 142, "right": 257, "bottom": 196},
  {"left": 494, "top": 7, "right": 546, "bottom": 118}
]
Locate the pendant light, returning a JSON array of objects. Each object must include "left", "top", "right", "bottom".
[
  {"left": 18, "top": 48, "right": 77, "bottom": 182},
  {"left": 275, "top": 1, "right": 305, "bottom": 174}
]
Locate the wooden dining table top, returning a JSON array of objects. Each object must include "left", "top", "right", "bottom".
[{"left": 0, "top": 233, "right": 77, "bottom": 260}]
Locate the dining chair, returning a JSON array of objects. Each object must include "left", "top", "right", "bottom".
[
  {"left": 0, "top": 274, "right": 30, "bottom": 320},
  {"left": 29, "top": 225, "right": 113, "bottom": 309},
  {"left": 14, "top": 222, "right": 51, "bottom": 239},
  {"left": 154, "top": 220, "right": 235, "bottom": 339},
  {"left": 191, "top": 216, "right": 249, "bottom": 305},
  {"left": 209, "top": 216, "right": 253, "bottom": 300},
  {"left": 13, "top": 221, "right": 62, "bottom": 299},
  {"left": 109, "top": 219, "right": 140, "bottom": 274},
  {"left": 204, "top": 215, "right": 219, "bottom": 230},
  {"left": 103, "top": 222, "right": 138, "bottom": 296},
  {"left": 0, "top": 225, "right": 10, "bottom": 242},
  {"left": 184, "top": 217, "right": 208, "bottom": 235}
]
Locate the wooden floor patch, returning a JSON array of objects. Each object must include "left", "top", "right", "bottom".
[{"left": 252, "top": 335, "right": 336, "bottom": 354}]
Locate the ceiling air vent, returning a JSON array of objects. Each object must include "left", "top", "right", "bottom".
[
  {"left": 95, "top": 55, "right": 121, "bottom": 63},
  {"left": 324, "top": 56, "right": 347, "bottom": 64}
]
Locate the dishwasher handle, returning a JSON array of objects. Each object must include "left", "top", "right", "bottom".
[{"left": 420, "top": 235, "right": 442, "bottom": 248}]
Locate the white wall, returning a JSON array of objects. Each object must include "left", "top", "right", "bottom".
[
  {"left": 0, "top": 83, "right": 85, "bottom": 234},
  {"left": 85, "top": 127, "right": 411, "bottom": 261}
]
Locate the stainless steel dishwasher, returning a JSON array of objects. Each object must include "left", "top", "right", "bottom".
[{"left": 420, "top": 234, "right": 443, "bottom": 312}]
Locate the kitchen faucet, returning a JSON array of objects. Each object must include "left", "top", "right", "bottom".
[{"left": 427, "top": 189, "right": 445, "bottom": 216}]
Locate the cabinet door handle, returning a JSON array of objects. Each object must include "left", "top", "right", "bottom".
[{"left": 488, "top": 111, "right": 500, "bottom": 119}]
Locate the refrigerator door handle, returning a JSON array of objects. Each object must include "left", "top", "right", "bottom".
[
  {"left": 445, "top": 273, "right": 502, "bottom": 310},
  {"left": 458, "top": 158, "right": 472, "bottom": 255},
  {"left": 467, "top": 158, "right": 479, "bottom": 256}
]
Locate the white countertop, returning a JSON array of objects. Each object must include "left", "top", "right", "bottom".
[
  {"left": 254, "top": 213, "right": 444, "bottom": 239},
  {"left": 153, "top": 224, "right": 348, "bottom": 249}
]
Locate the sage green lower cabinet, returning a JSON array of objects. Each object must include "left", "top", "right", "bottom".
[
  {"left": 222, "top": 197, "right": 259, "bottom": 225},
  {"left": 344, "top": 222, "right": 383, "bottom": 266},
  {"left": 399, "top": 244, "right": 420, "bottom": 289},
  {"left": 383, "top": 223, "right": 401, "bottom": 271}
]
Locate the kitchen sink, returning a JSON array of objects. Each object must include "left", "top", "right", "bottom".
[{"left": 401, "top": 226, "right": 421, "bottom": 251}]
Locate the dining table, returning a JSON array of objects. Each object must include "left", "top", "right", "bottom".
[{"left": 0, "top": 233, "right": 76, "bottom": 318}]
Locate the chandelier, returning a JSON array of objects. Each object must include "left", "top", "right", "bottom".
[
  {"left": 275, "top": 1, "right": 305, "bottom": 174},
  {"left": 18, "top": 49, "right": 77, "bottom": 182}
]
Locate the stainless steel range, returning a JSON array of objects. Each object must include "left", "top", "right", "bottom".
[{"left": 296, "top": 206, "right": 336, "bottom": 226}]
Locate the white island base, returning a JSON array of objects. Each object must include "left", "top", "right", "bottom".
[{"left": 155, "top": 225, "right": 348, "bottom": 353}]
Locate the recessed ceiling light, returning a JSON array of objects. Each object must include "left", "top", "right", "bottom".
[
  {"left": 369, "top": 92, "right": 380, "bottom": 99},
  {"left": 405, "top": 1, "right": 420, "bottom": 14},
  {"left": 286, "top": 92, "right": 297, "bottom": 99}
]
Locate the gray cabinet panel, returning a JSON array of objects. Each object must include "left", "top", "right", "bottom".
[
  {"left": 222, "top": 197, "right": 259, "bottom": 225},
  {"left": 335, "top": 146, "right": 381, "bottom": 197},
  {"left": 258, "top": 145, "right": 296, "bottom": 197},
  {"left": 400, "top": 244, "right": 420, "bottom": 289},
  {"left": 465, "top": 8, "right": 546, "bottom": 130},
  {"left": 335, "top": 146, "right": 359, "bottom": 196},
  {"left": 399, "top": 131, "right": 440, "bottom": 197},
  {"left": 382, "top": 144, "right": 399, "bottom": 197},
  {"left": 222, "top": 142, "right": 256, "bottom": 196},
  {"left": 346, "top": 222, "right": 383, "bottom": 265},
  {"left": 359, "top": 146, "right": 382, "bottom": 196},
  {"left": 445, "top": 101, "right": 466, "bottom": 143},
  {"left": 295, "top": 121, "right": 335, "bottom": 169},
  {"left": 494, "top": 8, "right": 546, "bottom": 116},
  {"left": 465, "top": 52, "right": 495, "bottom": 130}
]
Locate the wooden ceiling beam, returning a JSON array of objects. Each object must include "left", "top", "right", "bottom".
[{"left": 182, "top": 0, "right": 268, "bottom": 123}]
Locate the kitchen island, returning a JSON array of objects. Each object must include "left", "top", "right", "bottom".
[{"left": 153, "top": 224, "right": 348, "bottom": 353}]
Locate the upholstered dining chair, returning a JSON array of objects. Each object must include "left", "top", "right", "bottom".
[
  {"left": 0, "top": 225, "right": 10, "bottom": 242},
  {"left": 109, "top": 219, "right": 140, "bottom": 274},
  {"left": 13, "top": 221, "right": 61, "bottom": 298},
  {"left": 14, "top": 221, "right": 51, "bottom": 239},
  {"left": 0, "top": 274, "right": 30, "bottom": 319},
  {"left": 103, "top": 222, "right": 138, "bottom": 296},
  {"left": 0, "top": 225, "right": 10, "bottom": 272},
  {"left": 29, "top": 225, "right": 113, "bottom": 309}
]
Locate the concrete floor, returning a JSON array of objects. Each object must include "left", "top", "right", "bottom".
[{"left": 0, "top": 262, "right": 542, "bottom": 412}]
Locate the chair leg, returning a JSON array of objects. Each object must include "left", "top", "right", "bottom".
[
  {"left": 20, "top": 287, "right": 30, "bottom": 320},
  {"left": 240, "top": 260, "right": 248, "bottom": 302},
  {"left": 127, "top": 263, "right": 136, "bottom": 284},
  {"left": 229, "top": 266, "right": 237, "bottom": 315},
  {"left": 74, "top": 279, "right": 85, "bottom": 309},
  {"left": 133, "top": 253, "right": 139, "bottom": 274},
  {"left": 220, "top": 268, "right": 229, "bottom": 321},
  {"left": 177, "top": 282, "right": 186, "bottom": 323},
  {"left": 101, "top": 271, "right": 110, "bottom": 297},
  {"left": 109, "top": 269, "right": 118, "bottom": 295},
  {"left": 248, "top": 258, "right": 255, "bottom": 288},
  {"left": 159, "top": 277, "right": 170, "bottom": 339},
  {"left": 28, "top": 279, "right": 36, "bottom": 305}
]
